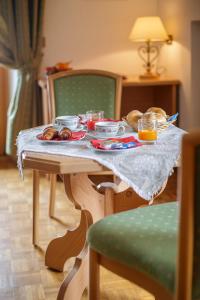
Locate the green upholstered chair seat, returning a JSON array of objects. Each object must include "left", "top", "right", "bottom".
[{"left": 88, "top": 202, "right": 179, "bottom": 293}]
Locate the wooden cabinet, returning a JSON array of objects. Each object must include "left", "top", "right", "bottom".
[{"left": 121, "top": 77, "right": 180, "bottom": 118}]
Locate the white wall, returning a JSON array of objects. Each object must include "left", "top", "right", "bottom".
[
  {"left": 43, "top": 0, "right": 200, "bottom": 129},
  {"left": 43, "top": 0, "right": 157, "bottom": 76},
  {"left": 158, "top": 0, "right": 200, "bottom": 129}
]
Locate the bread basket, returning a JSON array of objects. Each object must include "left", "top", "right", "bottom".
[{"left": 123, "top": 113, "right": 179, "bottom": 133}]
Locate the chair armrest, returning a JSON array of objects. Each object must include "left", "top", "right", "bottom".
[
  {"left": 93, "top": 181, "right": 130, "bottom": 194},
  {"left": 96, "top": 182, "right": 119, "bottom": 194}
]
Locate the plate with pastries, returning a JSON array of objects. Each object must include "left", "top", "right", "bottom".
[{"left": 36, "top": 126, "right": 86, "bottom": 143}]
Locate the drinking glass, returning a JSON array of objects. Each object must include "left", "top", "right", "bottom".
[
  {"left": 86, "top": 110, "right": 104, "bottom": 130},
  {"left": 138, "top": 117, "right": 157, "bottom": 144}
]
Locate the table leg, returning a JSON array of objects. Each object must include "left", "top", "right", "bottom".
[
  {"left": 45, "top": 174, "right": 103, "bottom": 271},
  {"left": 33, "top": 170, "right": 40, "bottom": 246},
  {"left": 54, "top": 174, "right": 106, "bottom": 299},
  {"left": 45, "top": 208, "right": 92, "bottom": 272},
  {"left": 49, "top": 173, "right": 57, "bottom": 218},
  {"left": 57, "top": 237, "right": 89, "bottom": 300},
  {"left": 46, "top": 173, "right": 161, "bottom": 299}
]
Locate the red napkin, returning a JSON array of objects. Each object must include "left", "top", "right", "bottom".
[
  {"left": 70, "top": 131, "right": 86, "bottom": 140},
  {"left": 90, "top": 136, "right": 142, "bottom": 150}
]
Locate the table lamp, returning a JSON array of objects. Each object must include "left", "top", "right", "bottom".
[{"left": 129, "top": 16, "right": 173, "bottom": 79}]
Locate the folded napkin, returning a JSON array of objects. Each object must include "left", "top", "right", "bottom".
[
  {"left": 167, "top": 112, "right": 179, "bottom": 123},
  {"left": 71, "top": 131, "right": 86, "bottom": 140},
  {"left": 90, "top": 136, "right": 142, "bottom": 150}
]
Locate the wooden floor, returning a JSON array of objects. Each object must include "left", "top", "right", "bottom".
[{"left": 0, "top": 156, "right": 177, "bottom": 300}]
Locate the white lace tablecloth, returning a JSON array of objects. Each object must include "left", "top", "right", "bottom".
[{"left": 17, "top": 125, "right": 185, "bottom": 201}]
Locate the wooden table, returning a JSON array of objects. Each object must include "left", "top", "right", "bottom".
[{"left": 23, "top": 151, "right": 147, "bottom": 300}]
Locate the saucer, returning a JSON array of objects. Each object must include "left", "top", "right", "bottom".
[{"left": 87, "top": 131, "right": 125, "bottom": 139}]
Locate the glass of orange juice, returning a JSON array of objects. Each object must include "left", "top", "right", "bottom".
[{"left": 138, "top": 117, "right": 157, "bottom": 144}]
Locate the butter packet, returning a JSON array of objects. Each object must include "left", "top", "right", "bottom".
[{"left": 102, "top": 141, "right": 137, "bottom": 150}]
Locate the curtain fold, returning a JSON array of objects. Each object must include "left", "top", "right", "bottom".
[{"left": 0, "top": 0, "right": 45, "bottom": 157}]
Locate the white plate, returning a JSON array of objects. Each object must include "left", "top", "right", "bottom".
[
  {"left": 87, "top": 143, "right": 136, "bottom": 153},
  {"left": 86, "top": 131, "right": 126, "bottom": 139}
]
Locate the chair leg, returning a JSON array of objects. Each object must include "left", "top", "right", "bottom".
[
  {"left": 89, "top": 248, "right": 100, "bottom": 300},
  {"left": 49, "top": 174, "right": 57, "bottom": 218}
]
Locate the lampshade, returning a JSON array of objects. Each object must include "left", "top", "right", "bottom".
[{"left": 129, "top": 16, "right": 169, "bottom": 42}]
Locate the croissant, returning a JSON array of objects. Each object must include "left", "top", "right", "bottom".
[
  {"left": 42, "top": 127, "right": 58, "bottom": 140},
  {"left": 59, "top": 127, "right": 72, "bottom": 140}
]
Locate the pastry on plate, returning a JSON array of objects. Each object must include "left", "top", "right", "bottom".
[
  {"left": 42, "top": 126, "right": 58, "bottom": 140},
  {"left": 58, "top": 127, "right": 72, "bottom": 140}
]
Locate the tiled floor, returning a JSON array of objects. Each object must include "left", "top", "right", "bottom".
[{"left": 0, "top": 156, "right": 177, "bottom": 299}]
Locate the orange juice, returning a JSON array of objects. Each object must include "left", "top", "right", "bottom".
[{"left": 138, "top": 129, "right": 157, "bottom": 141}]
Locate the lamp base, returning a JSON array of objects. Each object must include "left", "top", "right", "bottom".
[{"left": 139, "top": 71, "right": 160, "bottom": 80}]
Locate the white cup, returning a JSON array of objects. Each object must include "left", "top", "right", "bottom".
[
  {"left": 95, "top": 121, "right": 125, "bottom": 136},
  {"left": 54, "top": 115, "right": 80, "bottom": 130}
]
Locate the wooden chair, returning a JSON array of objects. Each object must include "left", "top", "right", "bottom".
[
  {"left": 46, "top": 69, "right": 122, "bottom": 219},
  {"left": 87, "top": 130, "right": 200, "bottom": 300}
]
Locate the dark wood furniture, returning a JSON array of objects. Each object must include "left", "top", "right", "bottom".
[{"left": 121, "top": 77, "right": 180, "bottom": 118}]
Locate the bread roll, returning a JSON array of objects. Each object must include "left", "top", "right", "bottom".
[
  {"left": 146, "top": 107, "right": 167, "bottom": 123},
  {"left": 143, "top": 111, "right": 166, "bottom": 124},
  {"left": 146, "top": 107, "right": 167, "bottom": 117},
  {"left": 155, "top": 113, "right": 167, "bottom": 123},
  {"left": 126, "top": 110, "right": 143, "bottom": 131},
  {"left": 143, "top": 112, "right": 156, "bottom": 121}
]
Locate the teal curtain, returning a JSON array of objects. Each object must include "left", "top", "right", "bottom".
[{"left": 0, "top": 0, "right": 45, "bottom": 157}]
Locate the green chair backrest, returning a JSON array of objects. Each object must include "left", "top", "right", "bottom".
[
  {"left": 53, "top": 74, "right": 117, "bottom": 118},
  {"left": 193, "top": 145, "right": 200, "bottom": 299}
]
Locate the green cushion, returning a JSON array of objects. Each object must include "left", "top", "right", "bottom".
[
  {"left": 87, "top": 202, "right": 178, "bottom": 293},
  {"left": 54, "top": 75, "right": 116, "bottom": 118}
]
